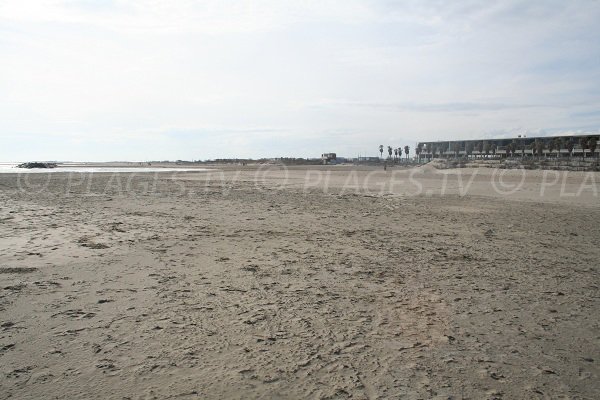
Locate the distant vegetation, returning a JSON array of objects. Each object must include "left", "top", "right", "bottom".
[{"left": 378, "top": 144, "right": 412, "bottom": 162}]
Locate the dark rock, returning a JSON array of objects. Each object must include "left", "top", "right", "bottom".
[{"left": 16, "top": 162, "right": 57, "bottom": 169}]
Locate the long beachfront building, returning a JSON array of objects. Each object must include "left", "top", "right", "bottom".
[{"left": 416, "top": 134, "right": 600, "bottom": 159}]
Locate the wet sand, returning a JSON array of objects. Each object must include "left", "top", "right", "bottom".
[{"left": 0, "top": 165, "right": 599, "bottom": 399}]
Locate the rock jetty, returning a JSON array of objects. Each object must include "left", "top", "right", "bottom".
[{"left": 16, "top": 162, "right": 57, "bottom": 169}]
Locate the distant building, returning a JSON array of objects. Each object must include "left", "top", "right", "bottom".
[
  {"left": 355, "top": 156, "right": 381, "bottom": 163},
  {"left": 321, "top": 153, "right": 337, "bottom": 164},
  {"left": 416, "top": 134, "right": 599, "bottom": 159}
]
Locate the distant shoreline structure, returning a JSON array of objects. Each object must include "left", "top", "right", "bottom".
[
  {"left": 16, "top": 162, "right": 57, "bottom": 169},
  {"left": 5, "top": 134, "right": 600, "bottom": 169},
  {"left": 417, "top": 134, "right": 599, "bottom": 160}
]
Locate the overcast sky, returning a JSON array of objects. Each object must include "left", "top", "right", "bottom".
[{"left": 1, "top": 0, "right": 599, "bottom": 161}]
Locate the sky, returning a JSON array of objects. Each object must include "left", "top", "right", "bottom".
[{"left": 1, "top": 0, "right": 599, "bottom": 161}]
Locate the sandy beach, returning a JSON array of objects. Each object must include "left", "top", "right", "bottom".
[{"left": 0, "top": 165, "right": 599, "bottom": 399}]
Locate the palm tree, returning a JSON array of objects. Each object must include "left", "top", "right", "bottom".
[
  {"left": 579, "top": 137, "right": 588, "bottom": 159},
  {"left": 548, "top": 139, "right": 555, "bottom": 157},
  {"left": 557, "top": 137, "right": 566, "bottom": 158},
  {"left": 506, "top": 141, "right": 515, "bottom": 157},
  {"left": 404, "top": 145, "right": 410, "bottom": 160},
  {"left": 393, "top": 148, "right": 398, "bottom": 162},
  {"left": 511, "top": 139, "right": 518, "bottom": 157},
  {"left": 550, "top": 137, "right": 561, "bottom": 158},
  {"left": 517, "top": 140, "right": 525, "bottom": 158},
  {"left": 466, "top": 142, "right": 474, "bottom": 158},
  {"left": 441, "top": 143, "right": 448, "bottom": 157},
  {"left": 535, "top": 139, "right": 545, "bottom": 159},
  {"left": 415, "top": 144, "right": 422, "bottom": 161},
  {"left": 483, "top": 141, "right": 491, "bottom": 158},
  {"left": 379, "top": 145, "right": 384, "bottom": 159},
  {"left": 452, "top": 142, "right": 460, "bottom": 158},
  {"left": 476, "top": 141, "right": 483, "bottom": 158},
  {"left": 529, "top": 142, "right": 536, "bottom": 158},
  {"left": 589, "top": 137, "right": 598, "bottom": 159},
  {"left": 506, "top": 140, "right": 517, "bottom": 157},
  {"left": 387, "top": 145, "right": 393, "bottom": 160},
  {"left": 566, "top": 138, "right": 574, "bottom": 158}
]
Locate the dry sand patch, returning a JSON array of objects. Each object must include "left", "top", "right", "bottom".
[{"left": 0, "top": 169, "right": 598, "bottom": 399}]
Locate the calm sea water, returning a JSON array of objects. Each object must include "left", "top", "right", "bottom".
[{"left": 0, "top": 163, "right": 211, "bottom": 174}]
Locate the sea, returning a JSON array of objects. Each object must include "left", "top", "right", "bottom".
[{"left": 0, "top": 163, "right": 211, "bottom": 174}]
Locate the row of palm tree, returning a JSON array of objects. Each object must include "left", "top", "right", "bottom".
[
  {"left": 379, "top": 145, "right": 411, "bottom": 161},
  {"left": 418, "top": 136, "right": 598, "bottom": 159},
  {"left": 505, "top": 136, "right": 598, "bottom": 159}
]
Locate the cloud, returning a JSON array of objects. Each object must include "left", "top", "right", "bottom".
[
  {"left": 309, "top": 99, "right": 547, "bottom": 113},
  {"left": 1, "top": 0, "right": 599, "bottom": 160}
]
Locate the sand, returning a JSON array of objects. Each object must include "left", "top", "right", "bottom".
[{"left": 0, "top": 165, "right": 598, "bottom": 399}]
